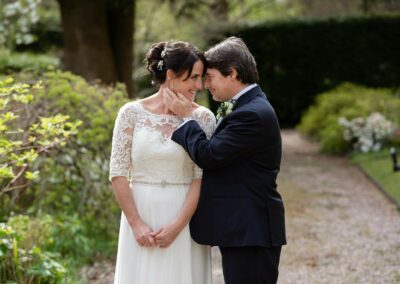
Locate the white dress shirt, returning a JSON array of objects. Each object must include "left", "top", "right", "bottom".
[{"left": 230, "top": 83, "right": 257, "bottom": 101}]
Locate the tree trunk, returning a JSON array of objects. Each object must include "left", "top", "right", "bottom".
[
  {"left": 363, "top": 0, "right": 370, "bottom": 13},
  {"left": 108, "top": 4, "right": 135, "bottom": 97},
  {"left": 207, "top": 0, "right": 229, "bottom": 113},
  {"left": 57, "top": 0, "right": 134, "bottom": 97},
  {"left": 210, "top": 0, "right": 229, "bottom": 21}
]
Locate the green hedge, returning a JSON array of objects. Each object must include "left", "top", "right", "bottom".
[{"left": 218, "top": 15, "right": 400, "bottom": 125}]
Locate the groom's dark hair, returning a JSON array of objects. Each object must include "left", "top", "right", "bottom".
[{"left": 205, "top": 37, "right": 259, "bottom": 84}]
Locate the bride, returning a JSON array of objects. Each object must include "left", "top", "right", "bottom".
[{"left": 109, "top": 40, "right": 215, "bottom": 284}]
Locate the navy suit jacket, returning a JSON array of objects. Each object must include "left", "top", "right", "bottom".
[{"left": 171, "top": 86, "right": 286, "bottom": 247}]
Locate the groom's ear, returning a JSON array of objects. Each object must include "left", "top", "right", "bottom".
[{"left": 228, "top": 67, "right": 238, "bottom": 81}]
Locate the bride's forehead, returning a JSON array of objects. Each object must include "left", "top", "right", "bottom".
[
  {"left": 177, "top": 61, "right": 204, "bottom": 79},
  {"left": 193, "top": 60, "right": 204, "bottom": 70}
]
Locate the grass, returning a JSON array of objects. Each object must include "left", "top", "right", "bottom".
[{"left": 351, "top": 149, "right": 400, "bottom": 206}]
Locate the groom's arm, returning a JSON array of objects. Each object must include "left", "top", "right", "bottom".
[{"left": 171, "top": 111, "right": 268, "bottom": 170}]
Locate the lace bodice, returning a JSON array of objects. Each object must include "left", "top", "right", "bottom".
[{"left": 109, "top": 101, "right": 216, "bottom": 185}]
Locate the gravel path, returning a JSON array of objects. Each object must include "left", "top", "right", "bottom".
[
  {"left": 83, "top": 130, "right": 400, "bottom": 284},
  {"left": 276, "top": 130, "right": 400, "bottom": 284}
]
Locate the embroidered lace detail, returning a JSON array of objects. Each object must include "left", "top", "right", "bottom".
[
  {"left": 109, "top": 102, "right": 138, "bottom": 180},
  {"left": 109, "top": 101, "right": 216, "bottom": 183}
]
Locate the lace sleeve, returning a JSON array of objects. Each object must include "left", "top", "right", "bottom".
[
  {"left": 192, "top": 107, "right": 217, "bottom": 179},
  {"left": 109, "top": 102, "right": 137, "bottom": 181}
]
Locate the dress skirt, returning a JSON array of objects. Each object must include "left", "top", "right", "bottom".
[{"left": 113, "top": 183, "right": 211, "bottom": 284}]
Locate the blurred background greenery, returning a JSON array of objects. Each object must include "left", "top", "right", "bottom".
[{"left": 0, "top": 0, "right": 399, "bottom": 282}]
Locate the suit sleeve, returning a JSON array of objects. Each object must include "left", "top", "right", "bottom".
[{"left": 171, "top": 111, "right": 265, "bottom": 170}]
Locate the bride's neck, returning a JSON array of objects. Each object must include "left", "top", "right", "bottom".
[{"left": 147, "top": 86, "right": 175, "bottom": 115}]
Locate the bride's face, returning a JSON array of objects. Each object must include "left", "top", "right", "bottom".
[{"left": 168, "top": 60, "right": 204, "bottom": 101}]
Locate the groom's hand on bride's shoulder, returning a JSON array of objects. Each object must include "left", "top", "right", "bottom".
[{"left": 163, "top": 88, "right": 193, "bottom": 117}]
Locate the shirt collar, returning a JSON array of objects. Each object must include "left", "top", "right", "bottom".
[{"left": 231, "top": 83, "right": 258, "bottom": 101}]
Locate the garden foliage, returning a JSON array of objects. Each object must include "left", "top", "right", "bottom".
[
  {"left": 298, "top": 83, "right": 400, "bottom": 153},
  {"left": 1, "top": 71, "right": 129, "bottom": 281},
  {"left": 0, "top": 49, "right": 59, "bottom": 74},
  {"left": 0, "top": 77, "right": 80, "bottom": 197},
  {"left": 0, "top": 0, "right": 42, "bottom": 49},
  {"left": 0, "top": 214, "right": 89, "bottom": 283}
]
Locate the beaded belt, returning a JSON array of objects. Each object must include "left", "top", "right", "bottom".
[{"left": 132, "top": 180, "right": 191, "bottom": 188}]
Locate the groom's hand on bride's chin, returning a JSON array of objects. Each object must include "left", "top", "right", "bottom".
[{"left": 163, "top": 88, "right": 192, "bottom": 117}]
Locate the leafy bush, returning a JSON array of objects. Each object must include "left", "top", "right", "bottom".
[
  {"left": 15, "top": 0, "right": 63, "bottom": 53},
  {"left": 0, "top": 221, "right": 66, "bottom": 284},
  {"left": 339, "top": 113, "right": 395, "bottom": 152},
  {"left": 27, "top": 71, "right": 126, "bottom": 219},
  {"left": 298, "top": 83, "right": 400, "bottom": 153},
  {"left": 0, "top": 49, "right": 59, "bottom": 74},
  {"left": 7, "top": 214, "right": 91, "bottom": 263},
  {"left": 6, "top": 215, "right": 53, "bottom": 250},
  {"left": 0, "top": 77, "right": 80, "bottom": 197},
  {"left": 0, "top": 70, "right": 129, "bottom": 259},
  {"left": 0, "top": 0, "right": 62, "bottom": 52},
  {"left": 0, "top": 0, "right": 42, "bottom": 49},
  {"left": 1, "top": 213, "right": 94, "bottom": 282},
  {"left": 1, "top": 71, "right": 129, "bottom": 277}
]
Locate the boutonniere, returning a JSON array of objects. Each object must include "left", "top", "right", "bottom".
[
  {"left": 217, "top": 100, "right": 237, "bottom": 119},
  {"left": 216, "top": 99, "right": 237, "bottom": 120}
]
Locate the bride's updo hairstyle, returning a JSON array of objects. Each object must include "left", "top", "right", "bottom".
[{"left": 146, "top": 40, "right": 206, "bottom": 86}]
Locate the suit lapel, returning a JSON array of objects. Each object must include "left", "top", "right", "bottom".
[
  {"left": 235, "top": 85, "right": 263, "bottom": 109},
  {"left": 213, "top": 86, "right": 264, "bottom": 135}
]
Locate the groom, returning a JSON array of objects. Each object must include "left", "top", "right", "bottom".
[{"left": 165, "top": 37, "right": 286, "bottom": 284}]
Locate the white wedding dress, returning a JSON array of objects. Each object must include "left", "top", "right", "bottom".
[{"left": 109, "top": 101, "right": 215, "bottom": 284}]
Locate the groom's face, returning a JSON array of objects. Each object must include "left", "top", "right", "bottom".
[{"left": 204, "top": 68, "right": 234, "bottom": 102}]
